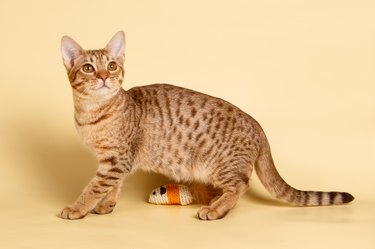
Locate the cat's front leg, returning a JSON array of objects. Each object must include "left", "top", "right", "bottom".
[
  {"left": 92, "top": 182, "right": 122, "bottom": 215},
  {"left": 59, "top": 155, "right": 129, "bottom": 220}
]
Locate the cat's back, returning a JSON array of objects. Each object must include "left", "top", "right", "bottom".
[
  {"left": 128, "top": 83, "right": 238, "bottom": 115},
  {"left": 127, "top": 83, "right": 262, "bottom": 136},
  {"left": 128, "top": 83, "right": 207, "bottom": 106}
]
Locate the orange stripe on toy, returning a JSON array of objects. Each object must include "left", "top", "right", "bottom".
[{"left": 166, "top": 184, "right": 181, "bottom": 204}]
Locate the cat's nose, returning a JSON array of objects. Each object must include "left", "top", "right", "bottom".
[{"left": 97, "top": 71, "right": 109, "bottom": 82}]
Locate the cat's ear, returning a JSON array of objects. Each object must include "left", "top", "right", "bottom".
[
  {"left": 105, "top": 31, "right": 125, "bottom": 63},
  {"left": 61, "top": 36, "right": 84, "bottom": 71}
]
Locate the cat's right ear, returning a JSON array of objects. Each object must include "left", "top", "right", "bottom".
[
  {"left": 105, "top": 31, "right": 125, "bottom": 64},
  {"left": 61, "top": 36, "right": 84, "bottom": 71}
]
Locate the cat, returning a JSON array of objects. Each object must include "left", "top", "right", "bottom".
[{"left": 59, "top": 31, "right": 354, "bottom": 220}]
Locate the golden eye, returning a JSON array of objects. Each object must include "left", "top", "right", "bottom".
[
  {"left": 108, "top": 61, "right": 117, "bottom": 71},
  {"left": 82, "top": 64, "right": 95, "bottom": 73}
]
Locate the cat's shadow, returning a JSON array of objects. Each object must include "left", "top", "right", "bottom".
[
  {"left": 10, "top": 121, "right": 283, "bottom": 207},
  {"left": 245, "top": 188, "right": 288, "bottom": 207},
  {"left": 7, "top": 121, "right": 166, "bottom": 204}
]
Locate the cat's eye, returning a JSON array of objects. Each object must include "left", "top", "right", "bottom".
[
  {"left": 82, "top": 64, "right": 95, "bottom": 73},
  {"left": 108, "top": 61, "right": 117, "bottom": 71}
]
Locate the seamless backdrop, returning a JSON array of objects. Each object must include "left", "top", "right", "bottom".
[{"left": 0, "top": 0, "right": 374, "bottom": 249}]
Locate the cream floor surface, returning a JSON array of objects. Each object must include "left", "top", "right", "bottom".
[
  {"left": 1, "top": 0, "right": 375, "bottom": 248},
  {"left": 1, "top": 172, "right": 374, "bottom": 249}
]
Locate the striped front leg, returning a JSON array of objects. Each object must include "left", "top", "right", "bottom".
[{"left": 59, "top": 155, "right": 130, "bottom": 219}]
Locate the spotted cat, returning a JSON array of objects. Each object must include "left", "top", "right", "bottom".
[{"left": 59, "top": 31, "right": 354, "bottom": 220}]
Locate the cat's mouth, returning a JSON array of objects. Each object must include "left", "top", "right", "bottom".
[
  {"left": 97, "top": 81, "right": 111, "bottom": 90},
  {"left": 98, "top": 84, "right": 110, "bottom": 90}
]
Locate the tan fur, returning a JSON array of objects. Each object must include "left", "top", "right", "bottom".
[{"left": 59, "top": 31, "right": 354, "bottom": 220}]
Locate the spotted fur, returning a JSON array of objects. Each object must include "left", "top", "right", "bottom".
[{"left": 59, "top": 31, "right": 354, "bottom": 220}]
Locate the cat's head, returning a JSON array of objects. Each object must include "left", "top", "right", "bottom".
[{"left": 61, "top": 31, "right": 125, "bottom": 100}]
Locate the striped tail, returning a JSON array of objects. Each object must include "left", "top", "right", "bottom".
[{"left": 255, "top": 148, "right": 354, "bottom": 206}]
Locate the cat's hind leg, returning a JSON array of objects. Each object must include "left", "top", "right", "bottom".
[
  {"left": 189, "top": 183, "right": 222, "bottom": 205},
  {"left": 197, "top": 182, "right": 248, "bottom": 220},
  {"left": 197, "top": 165, "right": 251, "bottom": 220}
]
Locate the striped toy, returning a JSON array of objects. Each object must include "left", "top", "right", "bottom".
[{"left": 148, "top": 184, "right": 193, "bottom": 205}]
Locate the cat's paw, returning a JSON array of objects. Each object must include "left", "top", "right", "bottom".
[
  {"left": 197, "top": 206, "right": 222, "bottom": 220},
  {"left": 59, "top": 205, "right": 86, "bottom": 220},
  {"left": 92, "top": 201, "right": 116, "bottom": 215}
]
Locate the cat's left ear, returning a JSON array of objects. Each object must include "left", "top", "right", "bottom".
[{"left": 105, "top": 31, "right": 125, "bottom": 64}]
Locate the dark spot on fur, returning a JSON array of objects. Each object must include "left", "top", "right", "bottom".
[
  {"left": 191, "top": 107, "right": 197, "bottom": 117},
  {"left": 100, "top": 156, "right": 117, "bottom": 166}
]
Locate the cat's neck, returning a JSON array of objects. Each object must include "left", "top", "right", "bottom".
[
  {"left": 73, "top": 88, "right": 131, "bottom": 121},
  {"left": 73, "top": 90, "right": 122, "bottom": 111}
]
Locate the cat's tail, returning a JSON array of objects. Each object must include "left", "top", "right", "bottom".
[{"left": 254, "top": 140, "right": 354, "bottom": 206}]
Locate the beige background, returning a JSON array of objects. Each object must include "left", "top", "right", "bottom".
[{"left": 0, "top": 0, "right": 374, "bottom": 248}]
